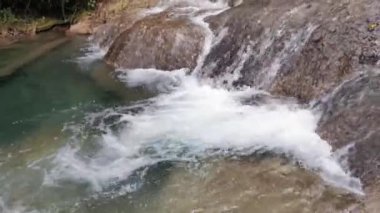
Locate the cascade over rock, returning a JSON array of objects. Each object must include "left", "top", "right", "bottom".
[
  {"left": 202, "top": 0, "right": 317, "bottom": 88},
  {"left": 316, "top": 71, "right": 380, "bottom": 209},
  {"left": 104, "top": 12, "right": 205, "bottom": 70},
  {"left": 91, "top": 0, "right": 160, "bottom": 48},
  {"left": 92, "top": 10, "right": 147, "bottom": 48},
  {"left": 201, "top": 0, "right": 380, "bottom": 102},
  {"left": 317, "top": 71, "right": 380, "bottom": 187},
  {"left": 271, "top": 0, "right": 380, "bottom": 102},
  {"left": 91, "top": 0, "right": 380, "bottom": 209}
]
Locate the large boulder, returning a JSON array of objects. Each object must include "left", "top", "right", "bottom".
[
  {"left": 202, "top": 0, "right": 317, "bottom": 88},
  {"left": 315, "top": 70, "right": 380, "bottom": 211},
  {"left": 199, "top": 1, "right": 380, "bottom": 208},
  {"left": 73, "top": 159, "right": 361, "bottom": 212},
  {"left": 89, "top": 0, "right": 159, "bottom": 48},
  {"left": 201, "top": 0, "right": 380, "bottom": 103},
  {"left": 271, "top": 0, "right": 380, "bottom": 102},
  {"left": 104, "top": 12, "right": 205, "bottom": 70},
  {"left": 91, "top": 8, "right": 146, "bottom": 48},
  {"left": 68, "top": 18, "right": 93, "bottom": 35},
  {"left": 150, "top": 159, "right": 360, "bottom": 212},
  {"left": 92, "top": 11, "right": 139, "bottom": 49}
]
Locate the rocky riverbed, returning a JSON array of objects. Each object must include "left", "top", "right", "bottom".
[
  {"left": 89, "top": 0, "right": 380, "bottom": 211},
  {"left": 1, "top": 0, "right": 379, "bottom": 212}
]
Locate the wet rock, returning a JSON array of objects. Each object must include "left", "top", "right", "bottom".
[
  {"left": 272, "top": 21, "right": 379, "bottom": 102},
  {"left": 349, "top": 132, "right": 380, "bottom": 187},
  {"left": 270, "top": 0, "right": 380, "bottom": 102},
  {"left": 202, "top": 0, "right": 323, "bottom": 88},
  {"left": 105, "top": 12, "right": 205, "bottom": 70},
  {"left": 91, "top": 10, "right": 144, "bottom": 48},
  {"left": 87, "top": 0, "right": 159, "bottom": 48},
  {"left": 201, "top": 0, "right": 380, "bottom": 102},
  {"left": 68, "top": 18, "right": 93, "bottom": 35},
  {"left": 150, "top": 159, "right": 360, "bottom": 213},
  {"left": 363, "top": 181, "right": 380, "bottom": 212},
  {"left": 317, "top": 71, "right": 380, "bottom": 189},
  {"left": 359, "top": 53, "right": 380, "bottom": 65},
  {"left": 92, "top": 24, "right": 122, "bottom": 48}
]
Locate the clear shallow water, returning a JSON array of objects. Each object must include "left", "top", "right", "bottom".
[
  {"left": 0, "top": 1, "right": 364, "bottom": 211},
  {"left": 0, "top": 35, "right": 149, "bottom": 145},
  {"left": 0, "top": 35, "right": 153, "bottom": 212},
  {"left": 0, "top": 33, "right": 63, "bottom": 68},
  {"left": 0, "top": 41, "right": 361, "bottom": 212}
]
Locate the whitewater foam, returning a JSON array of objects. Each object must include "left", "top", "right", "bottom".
[
  {"left": 76, "top": 43, "right": 106, "bottom": 65},
  {"left": 42, "top": 0, "right": 363, "bottom": 196},
  {"left": 44, "top": 69, "right": 363, "bottom": 195}
]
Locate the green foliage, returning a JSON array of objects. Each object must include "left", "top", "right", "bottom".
[
  {"left": 0, "top": 0, "right": 100, "bottom": 21},
  {"left": 0, "top": 8, "right": 16, "bottom": 23},
  {"left": 87, "top": 0, "right": 97, "bottom": 10}
]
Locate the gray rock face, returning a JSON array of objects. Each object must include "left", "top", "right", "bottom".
[
  {"left": 104, "top": 12, "right": 204, "bottom": 71},
  {"left": 271, "top": 8, "right": 380, "bottom": 102},
  {"left": 202, "top": 0, "right": 316, "bottom": 88},
  {"left": 92, "top": 10, "right": 145, "bottom": 49},
  {"left": 90, "top": 0, "right": 160, "bottom": 48},
  {"left": 202, "top": 1, "right": 380, "bottom": 196},
  {"left": 202, "top": 0, "right": 380, "bottom": 102},
  {"left": 94, "top": 0, "right": 380, "bottom": 207},
  {"left": 317, "top": 71, "right": 380, "bottom": 188}
]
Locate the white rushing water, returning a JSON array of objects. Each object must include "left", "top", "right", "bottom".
[
  {"left": 46, "top": 68, "right": 363, "bottom": 195},
  {"left": 42, "top": 0, "right": 364, "bottom": 197}
]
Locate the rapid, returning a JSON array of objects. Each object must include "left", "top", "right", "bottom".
[{"left": 0, "top": 0, "right": 367, "bottom": 212}]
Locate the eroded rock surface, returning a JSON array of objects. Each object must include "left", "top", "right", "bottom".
[
  {"left": 317, "top": 71, "right": 380, "bottom": 188},
  {"left": 105, "top": 12, "right": 205, "bottom": 70},
  {"left": 201, "top": 0, "right": 380, "bottom": 102},
  {"left": 151, "top": 159, "right": 360, "bottom": 213},
  {"left": 86, "top": 0, "right": 159, "bottom": 47},
  {"left": 92, "top": 0, "right": 380, "bottom": 210},
  {"left": 272, "top": 0, "right": 380, "bottom": 102},
  {"left": 202, "top": 0, "right": 317, "bottom": 88}
]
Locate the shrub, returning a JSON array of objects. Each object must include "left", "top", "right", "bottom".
[
  {"left": 0, "top": 8, "right": 16, "bottom": 23},
  {"left": 0, "top": 0, "right": 100, "bottom": 20}
]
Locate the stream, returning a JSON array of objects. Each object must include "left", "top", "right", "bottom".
[{"left": 0, "top": 1, "right": 368, "bottom": 212}]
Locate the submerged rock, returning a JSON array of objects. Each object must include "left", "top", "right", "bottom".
[
  {"left": 0, "top": 37, "right": 69, "bottom": 78},
  {"left": 316, "top": 70, "right": 380, "bottom": 210},
  {"left": 90, "top": 0, "right": 380, "bottom": 210},
  {"left": 105, "top": 12, "right": 204, "bottom": 70},
  {"left": 150, "top": 159, "right": 360, "bottom": 213},
  {"left": 364, "top": 181, "right": 380, "bottom": 212},
  {"left": 68, "top": 18, "right": 93, "bottom": 35}
]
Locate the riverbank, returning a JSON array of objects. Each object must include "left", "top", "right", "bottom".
[
  {"left": 0, "top": 16, "right": 75, "bottom": 46},
  {"left": 0, "top": 0, "right": 158, "bottom": 77},
  {"left": 0, "top": 0, "right": 157, "bottom": 46}
]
